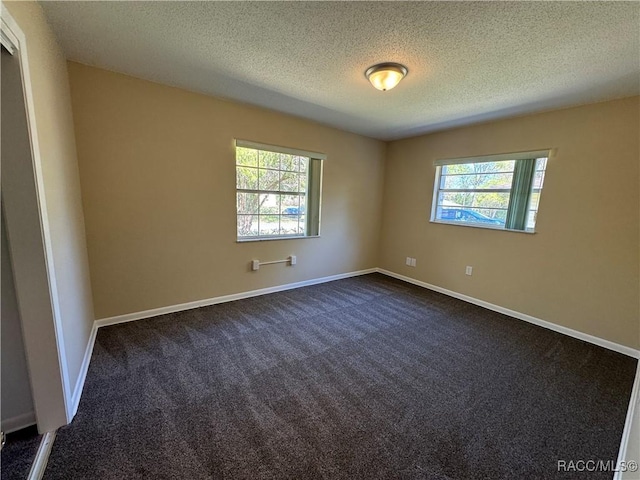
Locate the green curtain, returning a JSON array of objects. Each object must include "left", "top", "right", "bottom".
[
  {"left": 306, "top": 158, "right": 323, "bottom": 236},
  {"left": 505, "top": 158, "right": 536, "bottom": 230}
]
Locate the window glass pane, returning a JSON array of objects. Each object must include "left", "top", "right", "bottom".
[
  {"left": 237, "top": 192, "right": 259, "bottom": 214},
  {"left": 435, "top": 190, "right": 509, "bottom": 227},
  {"left": 236, "top": 147, "right": 258, "bottom": 167},
  {"left": 291, "top": 156, "right": 304, "bottom": 172},
  {"left": 489, "top": 209, "right": 508, "bottom": 223},
  {"left": 280, "top": 153, "right": 298, "bottom": 172},
  {"left": 526, "top": 193, "right": 542, "bottom": 231},
  {"left": 438, "top": 191, "right": 511, "bottom": 210},
  {"left": 532, "top": 171, "right": 546, "bottom": 189},
  {"left": 528, "top": 192, "right": 541, "bottom": 210},
  {"left": 259, "top": 215, "right": 279, "bottom": 236},
  {"left": 473, "top": 192, "right": 511, "bottom": 210},
  {"left": 258, "top": 169, "right": 279, "bottom": 191},
  {"left": 236, "top": 167, "right": 258, "bottom": 190},
  {"left": 299, "top": 172, "right": 308, "bottom": 192},
  {"left": 526, "top": 159, "right": 547, "bottom": 230},
  {"left": 237, "top": 215, "right": 258, "bottom": 237},
  {"left": 440, "top": 172, "right": 513, "bottom": 190},
  {"left": 526, "top": 210, "right": 538, "bottom": 230},
  {"left": 297, "top": 215, "right": 307, "bottom": 235},
  {"left": 258, "top": 150, "right": 280, "bottom": 170},
  {"left": 299, "top": 157, "right": 309, "bottom": 173},
  {"left": 258, "top": 193, "right": 279, "bottom": 215},
  {"left": 281, "top": 195, "right": 300, "bottom": 214},
  {"left": 442, "top": 161, "right": 515, "bottom": 176},
  {"left": 280, "top": 171, "right": 300, "bottom": 192},
  {"left": 436, "top": 206, "right": 507, "bottom": 226},
  {"left": 280, "top": 215, "right": 299, "bottom": 235},
  {"left": 442, "top": 164, "right": 472, "bottom": 175},
  {"left": 536, "top": 158, "right": 547, "bottom": 170}
]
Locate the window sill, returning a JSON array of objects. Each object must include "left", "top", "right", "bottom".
[
  {"left": 430, "top": 220, "right": 536, "bottom": 234},
  {"left": 237, "top": 235, "right": 320, "bottom": 243}
]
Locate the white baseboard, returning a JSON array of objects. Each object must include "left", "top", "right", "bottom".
[
  {"left": 27, "top": 430, "right": 56, "bottom": 480},
  {"left": 1, "top": 411, "right": 36, "bottom": 434},
  {"left": 95, "top": 268, "right": 378, "bottom": 328},
  {"left": 68, "top": 322, "right": 98, "bottom": 420},
  {"left": 614, "top": 364, "right": 640, "bottom": 480},
  {"left": 377, "top": 269, "right": 640, "bottom": 359}
]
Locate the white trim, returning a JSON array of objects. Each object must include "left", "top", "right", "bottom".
[
  {"left": 614, "top": 364, "right": 640, "bottom": 480},
  {"left": 1, "top": 411, "right": 36, "bottom": 434},
  {"left": 0, "top": 19, "right": 17, "bottom": 54},
  {"left": 376, "top": 269, "right": 640, "bottom": 359},
  {"left": 96, "top": 268, "right": 377, "bottom": 327},
  {"left": 0, "top": 29, "right": 15, "bottom": 54},
  {"left": 69, "top": 323, "right": 98, "bottom": 418},
  {"left": 235, "top": 139, "right": 327, "bottom": 160},
  {"left": 27, "top": 430, "right": 56, "bottom": 480},
  {"left": 1, "top": 4, "right": 73, "bottom": 420}
]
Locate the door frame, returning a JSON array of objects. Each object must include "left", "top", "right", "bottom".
[{"left": 1, "top": 4, "right": 72, "bottom": 430}]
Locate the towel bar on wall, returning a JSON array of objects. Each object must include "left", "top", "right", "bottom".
[{"left": 251, "top": 256, "right": 296, "bottom": 271}]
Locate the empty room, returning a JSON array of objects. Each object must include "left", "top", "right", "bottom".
[{"left": 1, "top": 1, "right": 639, "bottom": 479}]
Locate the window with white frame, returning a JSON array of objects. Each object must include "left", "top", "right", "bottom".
[
  {"left": 431, "top": 150, "right": 549, "bottom": 232},
  {"left": 235, "top": 140, "right": 323, "bottom": 240}
]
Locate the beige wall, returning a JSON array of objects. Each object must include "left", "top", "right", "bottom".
[
  {"left": 67, "top": 60, "right": 638, "bottom": 351},
  {"left": 380, "top": 97, "right": 640, "bottom": 349},
  {"left": 4, "top": 1, "right": 95, "bottom": 428},
  {"left": 67, "top": 62, "right": 386, "bottom": 319}
]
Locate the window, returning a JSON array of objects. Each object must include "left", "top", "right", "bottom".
[
  {"left": 235, "top": 140, "right": 323, "bottom": 241},
  {"left": 431, "top": 150, "right": 549, "bottom": 232}
]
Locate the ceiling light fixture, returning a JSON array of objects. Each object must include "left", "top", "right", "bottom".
[{"left": 365, "top": 62, "right": 408, "bottom": 91}]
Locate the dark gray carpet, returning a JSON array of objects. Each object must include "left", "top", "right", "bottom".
[
  {"left": 1, "top": 426, "right": 41, "bottom": 480},
  {"left": 43, "top": 273, "right": 636, "bottom": 479}
]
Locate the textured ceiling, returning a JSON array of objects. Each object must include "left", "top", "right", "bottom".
[{"left": 40, "top": 1, "right": 639, "bottom": 140}]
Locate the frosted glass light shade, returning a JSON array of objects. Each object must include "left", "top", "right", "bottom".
[{"left": 365, "top": 63, "right": 408, "bottom": 91}]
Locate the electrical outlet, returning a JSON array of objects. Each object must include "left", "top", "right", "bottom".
[
  {"left": 465, "top": 266, "right": 473, "bottom": 276},
  {"left": 290, "top": 255, "right": 297, "bottom": 265},
  {"left": 410, "top": 258, "right": 417, "bottom": 267},
  {"left": 252, "top": 260, "right": 260, "bottom": 271},
  {"left": 406, "top": 257, "right": 412, "bottom": 266}
]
